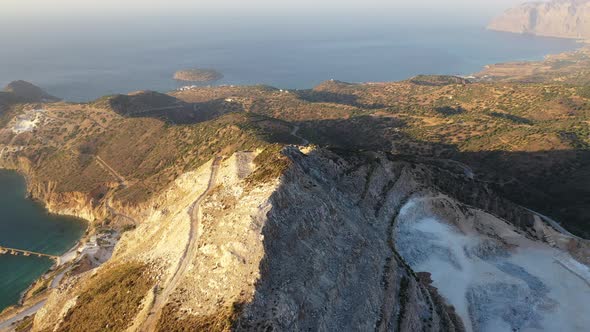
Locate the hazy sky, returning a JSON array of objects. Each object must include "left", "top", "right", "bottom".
[{"left": 3, "top": 0, "right": 528, "bottom": 18}]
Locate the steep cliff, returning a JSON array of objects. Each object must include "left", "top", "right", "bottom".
[
  {"left": 32, "top": 148, "right": 468, "bottom": 332},
  {"left": 488, "top": 0, "right": 590, "bottom": 39},
  {"left": 31, "top": 146, "right": 590, "bottom": 332}
]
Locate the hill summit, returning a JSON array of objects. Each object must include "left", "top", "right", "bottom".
[{"left": 3, "top": 80, "right": 60, "bottom": 103}]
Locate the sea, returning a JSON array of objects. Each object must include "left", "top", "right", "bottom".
[
  {"left": 0, "top": 13, "right": 581, "bottom": 312},
  {"left": 0, "top": 15, "right": 580, "bottom": 102},
  {"left": 0, "top": 171, "right": 86, "bottom": 312}
]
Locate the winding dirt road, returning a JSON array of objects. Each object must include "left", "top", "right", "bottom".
[
  {"left": 140, "top": 157, "right": 222, "bottom": 332},
  {"left": 290, "top": 125, "right": 310, "bottom": 146}
]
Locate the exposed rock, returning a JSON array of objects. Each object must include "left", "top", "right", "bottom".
[
  {"left": 488, "top": 0, "right": 590, "bottom": 39},
  {"left": 10, "top": 142, "right": 590, "bottom": 332},
  {"left": 236, "top": 147, "right": 466, "bottom": 331},
  {"left": 1, "top": 56, "right": 589, "bottom": 331}
]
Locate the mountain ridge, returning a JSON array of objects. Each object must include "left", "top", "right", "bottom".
[
  {"left": 0, "top": 47, "right": 589, "bottom": 331},
  {"left": 488, "top": 0, "right": 590, "bottom": 39}
]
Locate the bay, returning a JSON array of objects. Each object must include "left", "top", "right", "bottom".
[{"left": 0, "top": 170, "right": 86, "bottom": 312}]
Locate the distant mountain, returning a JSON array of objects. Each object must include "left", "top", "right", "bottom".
[
  {"left": 3, "top": 80, "right": 60, "bottom": 103},
  {"left": 0, "top": 81, "right": 59, "bottom": 118},
  {"left": 488, "top": 0, "right": 590, "bottom": 39}
]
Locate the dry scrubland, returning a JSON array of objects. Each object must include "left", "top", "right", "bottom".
[{"left": 0, "top": 46, "right": 589, "bottom": 331}]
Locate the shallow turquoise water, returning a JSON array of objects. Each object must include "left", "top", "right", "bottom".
[{"left": 0, "top": 170, "right": 86, "bottom": 312}]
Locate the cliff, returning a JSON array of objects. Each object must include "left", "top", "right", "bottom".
[
  {"left": 32, "top": 148, "right": 468, "bottom": 332},
  {"left": 31, "top": 146, "right": 590, "bottom": 331},
  {"left": 488, "top": 0, "right": 590, "bottom": 39}
]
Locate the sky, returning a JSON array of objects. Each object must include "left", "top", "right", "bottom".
[{"left": 2, "top": 0, "right": 529, "bottom": 18}]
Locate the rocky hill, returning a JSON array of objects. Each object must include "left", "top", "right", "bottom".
[
  {"left": 488, "top": 0, "right": 590, "bottom": 39},
  {"left": 1, "top": 51, "right": 590, "bottom": 331},
  {"left": 0, "top": 81, "right": 59, "bottom": 128},
  {"left": 3, "top": 80, "right": 60, "bottom": 103}
]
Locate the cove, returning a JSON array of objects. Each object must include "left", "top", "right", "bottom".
[{"left": 0, "top": 170, "right": 86, "bottom": 312}]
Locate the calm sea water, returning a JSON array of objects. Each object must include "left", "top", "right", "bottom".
[
  {"left": 0, "top": 16, "right": 580, "bottom": 102},
  {"left": 0, "top": 170, "right": 86, "bottom": 312}
]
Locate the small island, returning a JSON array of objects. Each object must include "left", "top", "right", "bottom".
[{"left": 173, "top": 69, "right": 223, "bottom": 82}]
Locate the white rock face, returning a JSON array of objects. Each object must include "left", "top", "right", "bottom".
[
  {"left": 29, "top": 147, "right": 590, "bottom": 332},
  {"left": 395, "top": 196, "right": 590, "bottom": 332},
  {"left": 11, "top": 109, "right": 44, "bottom": 134},
  {"left": 488, "top": 0, "right": 590, "bottom": 39}
]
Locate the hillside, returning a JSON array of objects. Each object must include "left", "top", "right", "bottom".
[
  {"left": 488, "top": 0, "right": 590, "bottom": 39},
  {"left": 3, "top": 80, "right": 60, "bottom": 103},
  {"left": 0, "top": 51, "right": 589, "bottom": 331}
]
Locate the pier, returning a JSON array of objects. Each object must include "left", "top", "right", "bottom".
[{"left": 0, "top": 245, "right": 59, "bottom": 261}]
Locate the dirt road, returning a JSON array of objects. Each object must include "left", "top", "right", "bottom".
[
  {"left": 95, "top": 155, "right": 128, "bottom": 187},
  {"left": 290, "top": 125, "right": 310, "bottom": 146},
  {"left": 0, "top": 300, "right": 45, "bottom": 332},
  {"left": 140, "top": 157, "right": 222, "bottom": 332}
]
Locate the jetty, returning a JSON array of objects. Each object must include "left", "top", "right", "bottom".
[{"left": 0, "top": 245, "right": 59, "bottom": 263}]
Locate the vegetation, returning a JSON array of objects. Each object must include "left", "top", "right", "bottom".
[
  {"left": 246, "top": 144, "right": 292, "bottom": 186},
  {"left": 2, "top": 47, "right": 590, "bottom": 236},
  {"left": 409, "top": 75, "right": 469, "bottom": 86},
  {"left": 173, "top": 69, "right": 223, "bottom": 82},
  {"left": 14, "top": 315, "right": 34, "bottom": 332},
  {"left": 156, "top": 302, "right": 244, "bottom": 332},
  {"left": 57, "top": 262, "right": 153, "bottom": 332}
]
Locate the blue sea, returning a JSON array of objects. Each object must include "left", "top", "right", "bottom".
[{"left": 0, "top": 15, "right": 580, "bottom": 102}]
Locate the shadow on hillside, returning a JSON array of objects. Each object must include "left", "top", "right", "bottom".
[
  {"left": 181, "top": 113, "right": 589, "bottom": 329},
  {"left": 263, "top": 115, "right": 590, "bottom": 239},
  {"left": 234, "top": 141, "right": 574, "bottom": 329},
  {"left": 295, "top": 90, "right": 387, "bottom": 109},
  {"left": 435, "top": 106, "right": 466, "bottom": 116},
  {"left": 489, "top": 112, "right": 533, "bottom": 125},
  {"left": 110, "top": 94, "right": 245, "bottom": 125},
  {"left": 293, "top": 115, "right": 409, "bottom": 151}
]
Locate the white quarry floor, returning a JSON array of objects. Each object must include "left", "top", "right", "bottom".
[
  {"left": 394, "top": 198, "right": 590, "bottom": 332},
  {"left": 12, "top": 109, "right": 45, "bottom": 134}
]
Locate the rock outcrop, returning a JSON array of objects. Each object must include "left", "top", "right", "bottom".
[
  {"left": 236, "top": 147, "right": 467, "bottom": 331},
  {"left": 488, "top": 0, "right": 590, "bottom": 39},
  {"left": 31, "top": 148, "right": 469, "bottom": 332},
  {"left": 12, "top": 142, "right": 590, "bottom": 332}
]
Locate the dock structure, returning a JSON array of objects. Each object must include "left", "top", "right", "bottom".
[{"left": 0, "top": 245, "right": 59, "bottom": 262}]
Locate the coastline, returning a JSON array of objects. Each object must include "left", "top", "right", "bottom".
[
  {"left": 15, "top": 240, "right": 83, "bottom": 307},
  {"left": 0, "top": 167, "right": 90, "bottom": 317},
  {"left": 0, "top": 31, "right": 588, "bottom": 330}
]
